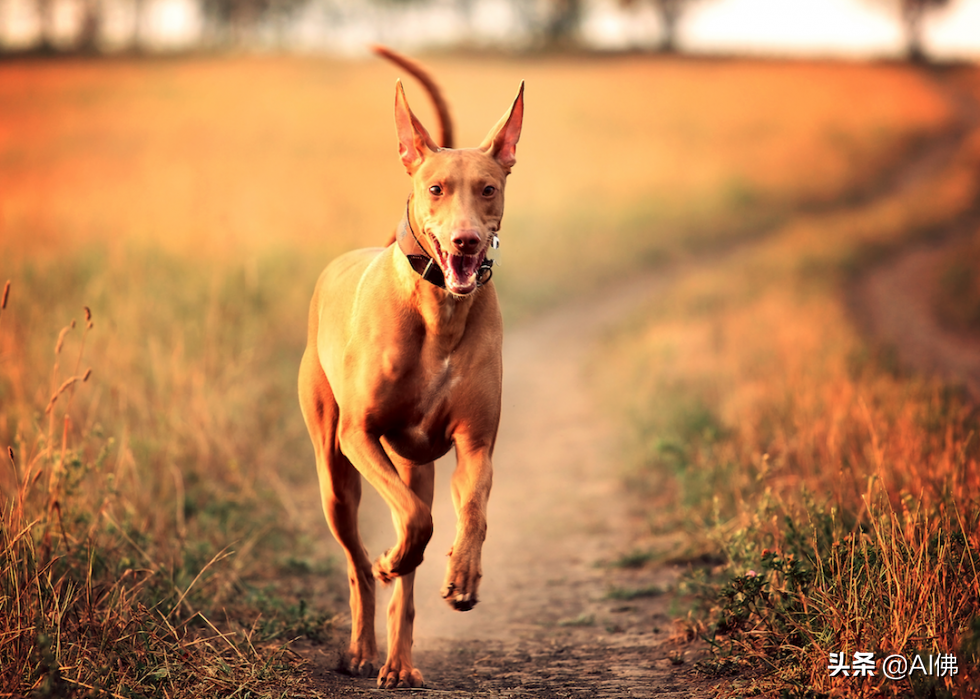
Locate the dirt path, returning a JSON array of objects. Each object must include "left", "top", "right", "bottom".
[{"left": 295, "top": 273, "right": 712, "bottom": 697}]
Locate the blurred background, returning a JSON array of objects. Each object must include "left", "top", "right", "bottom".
[{"left": 1, "top": 0, "right": 979, "bottom": 61}]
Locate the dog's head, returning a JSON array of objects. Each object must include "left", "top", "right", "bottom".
[{"left": 395, "top": 81, "right": 524, "bottom": 296}]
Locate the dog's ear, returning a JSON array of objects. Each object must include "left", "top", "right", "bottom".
[
  {"left": 395, "top": 80, "right": 440, "bottom": 174},
  {"left": 480, "top": 81, "right": 524, "bottom": 172}
]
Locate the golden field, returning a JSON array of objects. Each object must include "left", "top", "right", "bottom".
[{"left": 1, "top": 54, "right": 977, "bottom": 697}]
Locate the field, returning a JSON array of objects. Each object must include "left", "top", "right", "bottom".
[{"left": 1, "top": 54, "right": 978, "bottom": 697}]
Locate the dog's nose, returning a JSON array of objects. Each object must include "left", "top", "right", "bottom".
[{"left": 451, "top": 229, "right": 481, "bottom": 255}]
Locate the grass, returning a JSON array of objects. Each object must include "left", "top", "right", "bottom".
[
  {"left": 558, "top": 613, "right": 596, "bottom": 628},
  {"left": 604, "top": 585, "right": 664, "bottom": 601},
  {"left": 0, "top": 53, "right": 971, "bottom": 696},
  {"left": 0, "top": 281, "right": 334, "bottom": 697},
  {"left": 602, "top": 66, "right": 980, "bottom": 697}
]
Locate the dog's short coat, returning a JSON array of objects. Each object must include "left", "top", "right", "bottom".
[{"left": 298, "top": 47, "right": 523, "bottom": 689}]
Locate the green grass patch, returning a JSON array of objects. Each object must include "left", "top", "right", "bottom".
[
  {"left": 558, "top": 613, "right": 596, "bottom": 628},
  {"left": 607, "top": 549, "right": 659, "bottom": 570},
  {"left": 604, "top": 585, "right": 665, "bottom": 601}
]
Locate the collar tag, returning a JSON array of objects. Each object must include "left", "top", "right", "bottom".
[{"left": 486, "top": 234, "right": 501, "bottom": 265}]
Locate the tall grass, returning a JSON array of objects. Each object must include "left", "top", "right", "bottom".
[
  {"left": 604, "top": 67, "right": 980, "bottom": 697},
  {"left": 0, "top": 266, "right": 334, "bottom": 697}
]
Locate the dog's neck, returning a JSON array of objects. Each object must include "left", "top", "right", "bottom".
[
  {"left": 415, "top": 282, "right": 475, "bottom": 349},
  {"left": 391, "top": 214, "right": 481, "bottom": 354},
  {"left": 396, "top": 202, "right": 445, "bottom": 288}
]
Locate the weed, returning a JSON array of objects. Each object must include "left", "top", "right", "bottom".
[
  {"left": 605, "top": 585, "right": 665, "bottom": 601},
  {"left": 607, "top": 549, "right": 658, "bottom": 570},
  {"left": 558, "top": 613, "right": 596, "bottom": 628}
]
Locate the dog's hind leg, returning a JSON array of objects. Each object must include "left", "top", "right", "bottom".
[
  {"left": 299, "top": 347, "right": 378, "bottom": 676},
  {"left": 378, "top": 456, "right": 434, "bottom": 689}
]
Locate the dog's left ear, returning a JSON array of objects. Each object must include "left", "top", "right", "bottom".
[
  {"left": 395, "top": 80, "right": 441, "bottom": 174},
  {"left": 480, "top": 81, "right": 524, "bottom": 172}
]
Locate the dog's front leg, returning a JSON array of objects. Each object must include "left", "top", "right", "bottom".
[
  {"left": 338, "top": 422, "right": 434, "bottom": 581},
  {"left": 379, "top": 458, "right": 433, "bottom": 689},
  {"left": 443, "top": 436, "right": 493, "bottom": 611}
]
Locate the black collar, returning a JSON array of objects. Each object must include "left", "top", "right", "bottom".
[{"left": 395, "top": 199, "right": 493, "bottom": 290}]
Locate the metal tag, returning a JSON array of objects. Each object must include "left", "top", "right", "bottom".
[{"left": 486, "top": 234, "right": 501, "bottom": 265}]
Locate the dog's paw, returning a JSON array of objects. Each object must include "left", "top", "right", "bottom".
[
  {"left": 341, "top": 648, "right": 377, "bottom": 678},
  {"left": 441, "top": 554, "right": 482, "bottom": 611},
  {"left": 377, "top": 657, "right": 424, "bottom": 689},
  {"left": 372, "top": 511, "right": 433, "bottom": 583},
  {"left": 372, "top": 552, "right": 396, "bottom": 584},
  {"left": 372, "top": 545, "right": 425, "bottom": 584}
]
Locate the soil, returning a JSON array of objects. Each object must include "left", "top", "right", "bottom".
[{"left": 291, "top": 273, "right": 715, "bottom": 697}]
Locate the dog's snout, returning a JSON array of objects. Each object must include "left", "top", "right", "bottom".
[{"left": 451, "top": 229, "right": 481, "bottom": 255}]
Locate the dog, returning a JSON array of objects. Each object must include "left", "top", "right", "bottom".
[{"left": 297, "top": 46, "right": 523, "bottom": 689}]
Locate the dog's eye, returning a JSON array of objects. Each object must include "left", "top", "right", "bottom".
[
  {"left": 482, "top": 186, "right": 496, "bottom": 197},
  {"left": 429, "top": 185, "right": 443, "bottom": 196}
]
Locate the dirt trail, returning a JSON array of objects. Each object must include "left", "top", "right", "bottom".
[{"left": 296, "top": 273, "right": 712, "bottom": 697}]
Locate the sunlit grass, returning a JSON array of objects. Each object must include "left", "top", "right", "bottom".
[
  {"left": 602, "top": 65, "right": 980, "bottom": 697},
  {"left": 0, "top": 54, "right": 969, "bottom": 696}
]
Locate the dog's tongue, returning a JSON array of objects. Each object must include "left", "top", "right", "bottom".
[{"left": 445, "top": 253, "right": 483, "bottom": 293}]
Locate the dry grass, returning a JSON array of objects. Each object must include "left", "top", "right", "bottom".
[
  {"left": 0, "top": 54, "right": 970, "bottom": 696},
  {"left": 0, "top": 284, "right": 318, "bottom": 697},
  {"left": 602, "top": 65, "right": 980, "bottom": 698}
]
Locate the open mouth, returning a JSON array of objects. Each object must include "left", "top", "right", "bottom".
[{"left": 430, "top": 236, "right": 486, "bottom": 295}]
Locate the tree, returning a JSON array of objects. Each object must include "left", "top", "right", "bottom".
[
  {"left": 901, "top": 0, "right": 950, "bottom": 62},
  {"left": 871, "top": 0, "right": 952, "bottom": 62},
  {"left": 199, "top": 0, "right": 305, "bottom": 48},
  {"left": 620, "top": 0, "right": 695, "bottom": 53},
  {"left": 542, "top": 0, "right": 584, "bottom": 47}
]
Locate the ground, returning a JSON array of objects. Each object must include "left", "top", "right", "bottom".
[
  {"left": 289, "top": 230, "right": 980, "bottom": 697},
  {"left": 292, "top": 273, "right": 716, "bottom": 697}
]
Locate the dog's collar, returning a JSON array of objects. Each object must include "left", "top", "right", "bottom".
[{"left": 395, "top": 198, "right": 494, "bottom": 290}]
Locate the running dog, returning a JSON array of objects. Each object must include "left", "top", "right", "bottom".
[{"left": 298, "top": 47, "right": 523, "bottom": 688}]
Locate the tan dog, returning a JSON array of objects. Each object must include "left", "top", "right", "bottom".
[{"left": 298, "top": 47, "right": 523, "bottom": 689}]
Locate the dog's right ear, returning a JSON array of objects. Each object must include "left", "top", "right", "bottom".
[{"left": 395, "top": 80, "right": 440, "bottom": 174}]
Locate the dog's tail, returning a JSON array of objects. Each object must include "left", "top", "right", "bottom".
[{"left": 371, "top": 45, "right": 454, "bottom": 149}]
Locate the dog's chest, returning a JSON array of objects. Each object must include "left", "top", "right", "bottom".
[{"left": 381, "top": 357, "right": 460, "bottom": 460}]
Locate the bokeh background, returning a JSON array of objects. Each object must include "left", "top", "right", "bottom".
[{"left": 1, "top": 0, "right": 980, "bottom": 59}]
